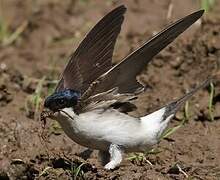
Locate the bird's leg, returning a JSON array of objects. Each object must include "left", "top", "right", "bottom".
[
  {"left": 98, "top": 150, "right": 110, "bottom": 166},
  {"left": 78, "top": 148, "right": 93, "bottom": 160},
  {"left": 104, "top": 144, "right": 123, "bottom": 170}
]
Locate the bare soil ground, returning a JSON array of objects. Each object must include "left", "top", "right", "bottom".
[{"left": 0, "top": 0, "right": 220, "bottom": 179}]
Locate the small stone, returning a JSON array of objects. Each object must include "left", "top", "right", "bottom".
[
  {"left": 169, "top": 57, "right": 182, "bottom": 69},
  {"left": 0, "top": 63, "right": 7, "bottom": 71}
]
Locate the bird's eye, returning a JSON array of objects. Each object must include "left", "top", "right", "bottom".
[{"left": 57, "top": 98, "right": 65, "bottom": 106}]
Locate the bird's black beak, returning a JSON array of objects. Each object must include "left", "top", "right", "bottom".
[
  {"left": 41, "top": 108, "right": 52, "bottom": 119},
  {"left": 44, "top": 96, "right": 53, "bottom": 110}
]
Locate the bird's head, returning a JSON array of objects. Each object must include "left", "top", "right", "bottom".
[{"left": 44, "top": 89, "right": 80, "bottom": 112}]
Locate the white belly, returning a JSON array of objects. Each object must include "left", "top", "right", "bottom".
[{"left": 55, "top": 108, "right": 160, "bottom": 152}]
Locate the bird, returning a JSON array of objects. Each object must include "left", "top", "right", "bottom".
[{"left": 41, "top": 5, "right": 209, "bottom": 170}]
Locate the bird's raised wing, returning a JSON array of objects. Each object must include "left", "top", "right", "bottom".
[
  {"left": 55, "top": 5, "right": 126, "bottom": 93},
  {"left": 83, "top": 10, "right": 204, "bottom": 98},
  {"left": 75, "top": 10, "right": 204, "bottom": 114}
]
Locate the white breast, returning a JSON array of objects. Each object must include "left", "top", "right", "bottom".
[{"left": 55, "top": 108, "right": 168, "bottom": 152}]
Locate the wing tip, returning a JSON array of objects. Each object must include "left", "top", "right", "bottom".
[
  {"left": 113, "top": 5, "right": 127, "bottom": 14},
  {"left": 117, "top": 4, "right": 127, "bottom": 10}
]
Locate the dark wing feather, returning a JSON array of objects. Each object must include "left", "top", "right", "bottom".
[
  {"left": 55, "top": 5, "right": 126, "bottom": 93},
  {"left": 83, "top": 10, "right": 204, "bottom": 97},
  {"left": 75, "top": 88, "right": 137, "bottom": 114}
]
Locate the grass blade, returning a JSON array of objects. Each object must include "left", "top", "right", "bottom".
[
  {"left": 208, "top": 82, "right": 215, "bottom": 121},
  {"left": 201, "top": 0, "right": 215, "bottom": 12}
]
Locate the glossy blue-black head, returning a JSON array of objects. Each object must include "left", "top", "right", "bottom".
[{"left": 44, "top": 89, "right": 80, "bottom": 112}]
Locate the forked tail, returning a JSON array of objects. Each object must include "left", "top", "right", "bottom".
[{"left": 162, "top": 78, "right": 212, "bottom": 120}]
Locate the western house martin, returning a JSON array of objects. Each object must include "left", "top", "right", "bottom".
[{"left": 41, "top": 5, "right": 209, "bottom": 170}]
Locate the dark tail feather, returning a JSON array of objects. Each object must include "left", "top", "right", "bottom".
[{"left": 163, "top": 78, "right": 212, "bottom": 120}]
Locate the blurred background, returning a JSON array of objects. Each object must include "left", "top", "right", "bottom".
[{"left": 0, "top": 0, "right": 219, "bottom": 179}]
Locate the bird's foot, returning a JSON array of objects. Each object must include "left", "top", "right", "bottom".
[
  {"left": 104, "top": 161, "right": 118, "bottom": 170},
  {"left": 103, "top": 144, "right": 123, "bottom": 170}
]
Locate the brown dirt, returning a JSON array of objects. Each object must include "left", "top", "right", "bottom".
[{"left": 0, "top": 0, "right": 220, "bottom": 179}]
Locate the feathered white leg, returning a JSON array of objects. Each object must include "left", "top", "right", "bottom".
[{"left": 104, "top": 144, "right": 123, "bottom": 170}]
